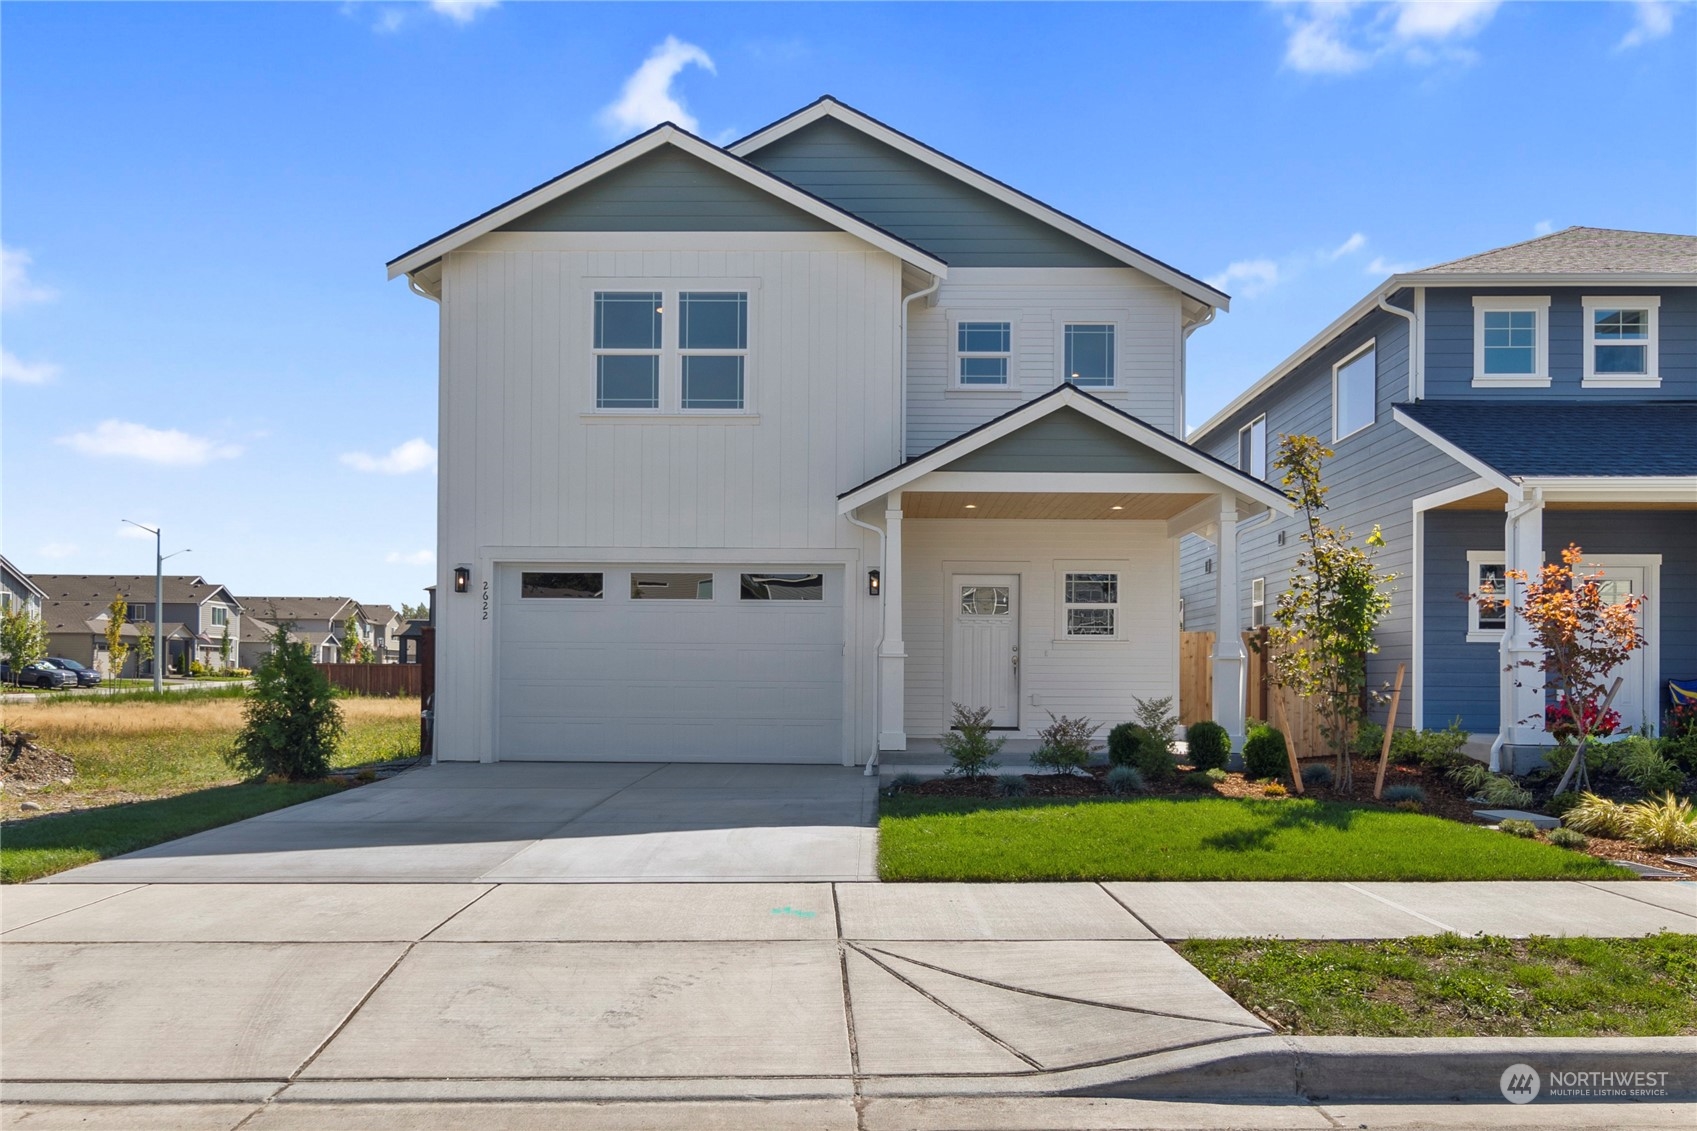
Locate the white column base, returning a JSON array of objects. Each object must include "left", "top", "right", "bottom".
[
  {"left": 877, "top": 648, "right": 907, "bottom": 751},
  {"left": 1212, "top": 654, "right": 1246, "bottom": 748}
]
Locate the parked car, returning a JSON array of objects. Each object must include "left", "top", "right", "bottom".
[
  {"left": 41, "top": 657, "right": 102, "bottom": 688},
  {"left": 4, "top": 660, "right": 77, "bottom": 689}
]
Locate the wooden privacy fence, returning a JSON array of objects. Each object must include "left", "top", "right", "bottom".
[
  {"left": 1177, "top": 627, "right": 1333, "bottom": 757},
  {"left": 1179, "top": 631, "right": 1214, "bottom": 725},
  {"left": 315, "top": 663, "right": 421, "bottom": 698}
]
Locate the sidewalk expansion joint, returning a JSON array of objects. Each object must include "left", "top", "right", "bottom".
[
  {"left": 849, "top": 944, "right": 1043, "bottom": 1071},
  {"left": 1340, "top": 882, "right": 1459, "bottom": 933},
  {"left": 1095, "top": 881, "right": 1165, "bottom": 939}
]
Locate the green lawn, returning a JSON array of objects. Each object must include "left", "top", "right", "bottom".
[
  {"left": 879, "top": 795, "right": 1624, "bottom": 881},
  {"left": 1179, "top": 933, "right": 1697, "bottom": 1037}
]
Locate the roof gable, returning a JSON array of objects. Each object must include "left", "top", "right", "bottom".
[{"left": 940, "top": 407, "right": 1195, "bottom": 475}]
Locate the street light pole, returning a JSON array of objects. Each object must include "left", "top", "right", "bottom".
[{"left": 123, "top": 521, "right": 189, "bottom": 693}]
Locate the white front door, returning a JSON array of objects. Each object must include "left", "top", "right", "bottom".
[
  {"left": 950, "top": 574, "right": 1019, "bottom": 727},
  {"left": 1586, "top": 558, "right": 1655, "bottom": 735}
]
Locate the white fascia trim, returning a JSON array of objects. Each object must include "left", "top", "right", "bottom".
[
  {"left": 1390, "top": 407, "right": 1517, "bottom": 495},
  {"left": 913, "top": 471, "right": 1217, "bottom": 494},
  {"left": 1521, "top": 476, "right": 1697, "bottom": 505},
  {"left": 838, "top": 387, "right": 1292, "bottom": 514},
  {"left": 729, "top": 100, "right": 1227, "bottom": 310},
  {"left": 1412, "top": 477, "right": 1500, "bottom": 513},
  {"left": 388, "top": 125, "right": 949, "bottom": 281}
]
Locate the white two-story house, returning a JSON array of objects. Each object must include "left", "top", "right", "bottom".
[{"left": 390, "top": 97, "right": 1286, "bottom": 766}]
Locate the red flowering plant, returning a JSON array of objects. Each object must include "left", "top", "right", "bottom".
[
  {"left": 1545, "top": 697, "right": 1621, "bottom": 743},
  {"left": 1667, "top": 700, "right": 1697, "bottom": 741}
]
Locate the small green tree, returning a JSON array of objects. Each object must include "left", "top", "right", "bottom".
[
  {"left": 940, "top": 702, "right": 1004, "bottom": 780},
  {"left": 340, "top": 613, "right": 370, "bottom": 664},
  {"left": 1267, "top": 434, "right": 1397, "bottom": 790},
  {"left": 219, "top": 626, "right": 232, "bottom": 667},
  {"left": 134, "top": 621, "right": 156, "bottom": 676},
  {"left": 104, "top": 596, "right": 130, "bottom": 681},
  {"left": 1, "top": 606, "right": 49, "bottom": 681},
  {"left": 229, "top": 624, "right": 343, "bottom": 780}
]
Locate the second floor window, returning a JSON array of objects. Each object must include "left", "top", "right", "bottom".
[
  {"left": 211, "top": 607, "right": 228, "bottom": 627},
  {"left": 1333, "top": 342, "right": 1376, "bottom": 440},
  {"left": 1473, "top": 296, "right": 1549, "bottom": 386},
  {"left": 594, "top": 291, "right": 662, "bottom": 409},
  {"left": 1238, "top": 415, "right": 1267, "bottom": 480},
  {"left": 1583, "top": 296, "right": 1659, "bottom": 385},
  {"left": 1064, "top": 323, "right": 1115, "bottom": 387},
  {"left": 594, "top": 290, "right": 750, "bottom": 411},
  {"left": 956, "top": 321, "right": 1011, "bottom": 386},
  {"left": 680, "top": 291, "right": 747, "bottom": 410},
  {"left": 1251, "top": 577, "right": 1266, "bottom": 628}
]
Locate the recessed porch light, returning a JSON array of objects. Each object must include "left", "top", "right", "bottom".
[
  {"left": 963, "top": 503, "right": 977, "bottom": 509},
  {"left": 1110, "top": 505, "right": 1124, "bottom": 511}
]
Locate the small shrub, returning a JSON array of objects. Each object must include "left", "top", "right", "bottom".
[
  {"left": 1109, "top": 722, "right": 1177, "bottom": 781},
  {"left": 1391, "top": 723, "right": 1471, "bottom": 770},
  {"left": 1108, "top": 722, "right": 1151, "bottom": 767},
  {"left": 1448, "top": 762, "right": 1492, "bottom": 793},
  {"left": 1185, "top": 721, "right": 1230, "bottom": 772},
  {"left": 1563, "top": 792, "right": 1631, "bottom": 838},
  {"left": 1382, "top": 784, "right": 1426, "bottom": 805},
  {"left": 1352, "top": 720, "right": 1385, "bottom": 758},
  {"left": 1393, "top": 798, "right": 1423, "bottom": 813},
  {"left": 1241, "top": 725, "right": 1289, "bottom": 781},
  {"left": 1478, "top": 776, "right": 1535, "bottom": 809},
  {"left": 1205, "top": 767, "right": 1229, "bottom": 783},
  {"left": 1031, "top": 712, "right": 1101, "bottom": 776},
  {"left": 1547, "top": 827, "right": 1589, "bottom": 850},
  {"left": 1620, "top": 743, "right": 1684, "bottom": 795},
  {"left": 1499, "top": 818, "right": 1539, "bottom": 838},
  {"left": 995, "top": 773, "right": 1028, "bottom": 798},
  {"left": 1549, "top": 790, "right": 1582, "bottom": 816},
  {"left": 355, "top": 769, "right": 378, "bottom": 783},
  {"left": 885, "top": 772, "right": 923, "bottom": 795},
  {"left": 1262, "top": 781, "right": 1288, "bottom": 797},
  {"left": 1182, "top": 770, "right": 1215, "bottom": 790},
  {"left": 940, "top": 702, "right": 1005, "bottom": 780},
  {"left": 1662, "top": 732, "right": 1697, "bottom": 775},
  {"left": 1106, "top": 765, "right": 1146, "bottom": 795},
  {"left": 1132, "top": 695, "right": 1179, "bottom": 755},
  {"left": 1625, "top": 793, "right": 1697, "bottom": 851},
  {"left": 228, "top": 628, "right": 343, "bottom": 781},
  {"left": 1300, "top": 763, "right": 1334, "bottom": 789}
]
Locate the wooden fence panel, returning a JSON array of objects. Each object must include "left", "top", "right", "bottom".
[
  {"left": 315, "top": 663, "right": 421, "bottom": 698},
  {"left": 1179, "top": 631, "right": 1214, "bottom": 725},
  {"left": 1245, "top": 628, "right": 1343, "bottom": 760}
]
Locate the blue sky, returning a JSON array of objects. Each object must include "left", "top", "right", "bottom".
[{"left": 3, "top": 1, "right": 1693, "bottom": 606}]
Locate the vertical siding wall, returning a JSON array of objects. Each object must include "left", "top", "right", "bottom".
[
  {"left": 906, "top": 268, "right": 1184, "bottom": 454},
  {"left": 901, "top": 519, "right": 1178, "bottom": 738},
  {"left": 1424, "top": 286, "right": 1697, "bottom": 399},
  {"left": 434, "top": 234, "right": 903, "bottom": 761}
]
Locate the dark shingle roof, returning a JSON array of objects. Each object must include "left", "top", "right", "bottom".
[
  {"left": 237, "top": 597, "right": 357, "bottom": 623},
  {"left": 1397, "top": 400, "right": 1697, "bottom": 479},
  {"left": 33, "top": 575, "right": 236, "bottom": 606},
  {"left": 1418, "top": 226, "right": 1697, "bottom": 276}
]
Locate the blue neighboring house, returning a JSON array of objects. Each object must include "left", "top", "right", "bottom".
[{"left": 1180, "top": 227, "right": 1697, "bottom": 772}]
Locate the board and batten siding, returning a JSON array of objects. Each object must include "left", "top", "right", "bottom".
[
  {"left": 433, "top": 232, "right": 904, "bottom": 761},
  {"left": 1178, "top": 303, "right": 1474, "bottom": 727},
  {"left": 906, "top": 268, "right": 1184, "bottom": 455},
  {"left": 1423, "top": 285, "right": 1697, "bottom": 400},
  {"left": 902, "top": 519, "right": 1179, "bottom": 739}
]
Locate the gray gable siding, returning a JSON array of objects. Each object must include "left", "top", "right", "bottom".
[
  {"left": 941, "top": 408, "right": 1194, "bottom": 474},
  {"left": 1179, "top": 303, "right": 1477, "bottom": 728},
  {"left": 498, "top": 148, "right": 835, "bottom": 233},
  {"left": 1424, "top": 285, "right": 1696, "bottom": 400},
  {"left": 743, "top": 118, "right": 1121, "bottom": 267}
]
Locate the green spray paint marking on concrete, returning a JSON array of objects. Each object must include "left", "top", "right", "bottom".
[{"left": 770, "top": 906, "right": 818, "bottom": 919}]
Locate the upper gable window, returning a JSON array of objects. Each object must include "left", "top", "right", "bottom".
[
  {"left": 680, "top": 292, "right": 748, "bottom": 410},
  {"left": 1333, "top": 342, "right": 1376, "bottom": 441},
  {"left": 1472, "top": 296, "right": 1550, "bottom": 387},
  {"left": 594, "top": 292, "right": 663, "bottom": 409},
  {"left": 956, "top": 321, "right": 1011, "bottom": 387},
  {"left": 1064, "top": 324, "right": 1116, "bottom": 387},
  {"left": 1582, "top": 296, "right": 1660, "bottom": 387},
  {"left": 1238, "top": 415, "right": 1267, "bottom": 481}
]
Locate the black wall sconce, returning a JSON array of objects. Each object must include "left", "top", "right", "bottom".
[
  {"left": 453, "top": 566, "right": 470, "bottom": 594},
  {"left": 1277, "top": 530, "right": 1287, "bottom": 546},
  {"left": 867, "top": 569, "right": 881, "bottom": 596},
  {"left": 1204, "top": 558, "right": 1214, "bottom": 574}
]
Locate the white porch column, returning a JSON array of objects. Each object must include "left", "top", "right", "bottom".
[
  {"left": 1211, "top": 493, "right": 1247, "bottom": 748},
  {"left": 878, "top": 491, "right": 908, "bottom": 751},
  {"left": 1498, "top": 489, "right": 1547, "bottom": 763}
]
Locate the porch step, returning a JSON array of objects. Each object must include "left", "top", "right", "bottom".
[{"left": 1471, "top": 808, "right": 1560, "bottom": 829}]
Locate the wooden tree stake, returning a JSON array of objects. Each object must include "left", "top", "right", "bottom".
[
  {"left": 1272, "top": 691, "right": 1304, "bottom": 794},
  {"left": 1373, "top": 663, "right": 1407, "bottom": 800}
]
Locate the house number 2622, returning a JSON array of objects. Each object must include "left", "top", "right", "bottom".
[{"left": 481, "top": 580, "right": 490, "bottom": 621}]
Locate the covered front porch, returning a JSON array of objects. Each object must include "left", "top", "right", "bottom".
[{"left": 840, "top": 386, "right": 1289, "bottom": 758}]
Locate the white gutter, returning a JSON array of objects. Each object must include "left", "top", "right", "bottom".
[
  {"left": 1179, "top": 306, "right": 1217, "bottom": 437},
  {"left": 899, "top": 274, "right": 942, "bottom": 464},
  {"left": 1375, "top": 293, "right": 1417, "bottom": 396},
  {"left": 408, "top": 276, "right": 441, "bottom": 305},
  {"left": 1491, "top": 485, "right": 1542, "bottom": 772},
  {"left": 843, "top": 508, "right": 887, "bottom": 776}
]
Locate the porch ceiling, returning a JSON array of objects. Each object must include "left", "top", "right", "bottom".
[{"left": 902, "top": 491, "right": 1212, "bottom": 521}]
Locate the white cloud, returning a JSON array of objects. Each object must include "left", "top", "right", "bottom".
[
  {"left": 1366, "top": 255, "right": 1422, "bottom": 275},
  {"left": 340, "top": 438, "right": 437, "bottom": 475},
  {"left": 1, "top": 349, "right": 60, "bottom": 384},
  {"left": 599, "top": 36, "right": 715, "bottom": 135},
  {"left": 1330, "top": 232, "right": 1368, "bottom": 259},
  {"left": 1206, "top": 259, "right": 1282, "bottom": 298},
  {"left": 386, "top": 549, "right": 435, "bottom": 566},
  {"left": 58, "top": 420, "right": 242, "bottom": 466},
  {"left": 38, "top": 542, "right": 78, "bottom": 560},
  {"left": 1281, "top": 1, "right": 1501, "bottom": 75},
  {"left": 429, "top": 0, "right": 498, "bottom": 24},
  {"left": 1620, "top": 0, "right": 1678, "bottom": 48},
  {"left": 1533, "top": 219, "right": 1555, "bottom": 236},
  {"left": 1, "top": 243, "right": 57, "bottom": 310}
]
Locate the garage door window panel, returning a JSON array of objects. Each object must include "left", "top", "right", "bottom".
[
  {"left": 631, "top": 572, "right": 715, "bottom": 599},
  {"left": 740, "top": 573, "right": 825, "bottom": 601},
  {"left": 521, "top": 572, "right": 604, "bottom": 599}
]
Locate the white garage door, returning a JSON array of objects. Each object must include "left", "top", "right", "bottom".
[{"left": 496, "top": 565, "right": 844, "bottom": 762}]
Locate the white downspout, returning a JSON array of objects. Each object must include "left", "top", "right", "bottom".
[
  {"left": 1180, "top": 306, "right": 1216, "bottom": 438},
  {"left": 1376, "top": 292, "right": 1417, "bottom": 396},
  {"left": 899, "top": 274, "right": 942, "bottom": 463},
  {"left": 1491, "top": 486, "right": 1542, "bottom": 772},
  {"left": 844, "top": 507, "right": 887, "bottom": 776}
]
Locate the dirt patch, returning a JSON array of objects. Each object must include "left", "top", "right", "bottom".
[{"left": 1, "top": 730, "right": 75, "bottom": 790}]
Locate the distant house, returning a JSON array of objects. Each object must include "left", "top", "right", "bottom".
[
  {"left": 1, "top": 556, "right": 47, "bottom": 619},
  {"left": 236, "top": 597, "right": 364, "bottom": 663},
  {"left": 34, "top": 574, "right": 243, "bottom": 675},
  {"left": 359, "top": 604, "right": 403, "bottom": 664}
]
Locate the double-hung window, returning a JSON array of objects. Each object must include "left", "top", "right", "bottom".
[
  {"left": 1333, "top": 342, "right": 1376, "bottom": 440},
  {"left": 956, "top": 321, "right": 1011, "bottom": 387},
  {"left": 1582, "top": 296, "right": 1659, "bottom": 387},
  {"left": 1238, "top": 416, "right": 1267, "bottom": 480},
  {"left": 1062, "top": 571, "right": 1119, "bottom": 638},
  {"left": 680, "top": 292, "right": 747, "bottom": 409},
  {"left": 1472, "top": 296, "right": 1550, "bottom": 387},
  {"left": 211, "top": 607, "right": 228, "bottom": 627},
  {"left": 594, "top": 292, "right": 663, "bottom": 409},
  {"left": 1466, "top": 551, "right": 1507, "bottom": 642},
  {"left": 1064, "top": 323, "right": 1115, "bottom": 387},
  {"left": 1250, "top": 578, "right": 1266, "bottom": 628}
]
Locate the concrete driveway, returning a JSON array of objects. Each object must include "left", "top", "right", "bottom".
[{"left": 43, "top": 762, "right": 880, "bottom": 883}]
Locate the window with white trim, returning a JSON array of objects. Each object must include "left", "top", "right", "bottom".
[
  {"left": 679, "top": 292, "right": 747, "bottom": 410},
  {"left": 1064, "top": 323, "right": 1115, "bottom": 387},
  {"left": 1582, "top": 296, "right": 1660, "bottom": 386},
  {"left": 955, "top": 321, "right": 1011, "bottom": 387},
  {"left": 1333, "top": 342, "right": 1376, "bottom": 440},
  {"left": 592, "top": 289, "right": 751, "bottom": 412},
  {"left": 594, "top": 292, "right": 662, "bottom": 409},
  {"left": 1062, "top": 571, "right": 1119, "bottom": 638},
  {"left": 1472, "top": 296, "right": 1550, "bottom": 386},
  {"left": 1238, "top": 416, "right": 1267, "bottom": 480},
  {"left": 1466, "top": 551, "right": 1507, "bottom": 642},
  {"left": 1251, "top": 577, "right": 1266, "bottom": 628},
  {"left": 211, "top": 607, "right": 228, "bottom": 627}
]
